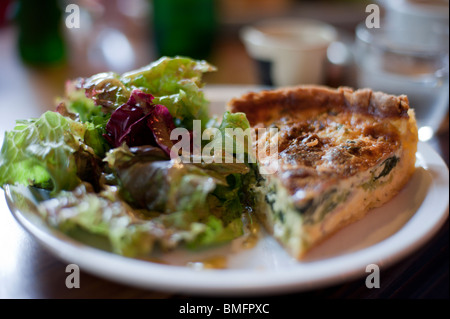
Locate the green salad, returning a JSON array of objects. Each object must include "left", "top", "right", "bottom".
[{"left": 0, "top": 57, "right": 256, "bottom": 257}]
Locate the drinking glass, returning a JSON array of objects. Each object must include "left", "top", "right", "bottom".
[{"left": 354, "top": 22, "right": 449, "bottom": 141}]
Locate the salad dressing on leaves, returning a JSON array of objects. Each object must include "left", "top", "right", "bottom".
[{"left": 186, "top": 256, "right": 227, "bottom": 270}]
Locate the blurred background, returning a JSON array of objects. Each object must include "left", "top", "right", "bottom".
[{"left": 0, "top": 0, "right": 448, "bottom": 144}]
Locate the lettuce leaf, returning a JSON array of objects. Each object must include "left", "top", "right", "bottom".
[
  {"left": 104, "top": 89, "right": 157, "bottom": 148},
  {"left": 76, "top": 56, "right": 215, "bottom": 130},
  {"left": 185, "top": 216, "right": 244, "bottom": 249},
  {"left": 203, "top": 111, "right": 254, "bottom": 164},
  {"left": 59, "top": 82, "right": 111, "bottom": 157},
  {"left": 105, "top": 146, "right": 223, "bottom": 213},
  {"left": 36, "top": 185, "right": 157, "bottom": 256},
  {"left": 121, "top": 56, "right": 216, "bottom": 129},
  {"left": 63, "top": 81, "right": 106, "bottom": 122},
  {"left": 0, "top": 111, "right": 99, "bottom": 193},
  {"left": 103, "top": 143, "right": 247, "bottom": 251},
  {"left": 33, "top": 184, "right": 242, "bottom": 256},
  {"left": 104, "top": 89, "right": 177, "bottom": 157}
]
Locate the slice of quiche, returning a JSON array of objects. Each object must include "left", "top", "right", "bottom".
[{"left": 228, "top": 85, "right": 418, "bottom": 259}]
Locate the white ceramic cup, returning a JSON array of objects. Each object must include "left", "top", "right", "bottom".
[{"left": 240, "top": 18, "right": 337, "bottom": 87}]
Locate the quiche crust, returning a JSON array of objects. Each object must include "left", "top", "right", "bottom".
[{"left": 228, "top": 85, "right": 418, "bottom": 259}]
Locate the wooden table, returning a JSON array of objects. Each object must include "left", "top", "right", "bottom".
[{"left": 0, "top": 12, "right": 448, "bottom": 301}]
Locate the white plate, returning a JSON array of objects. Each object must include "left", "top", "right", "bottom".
[{"left": 4, "top": 86, "right": 450, "bottom": 296}]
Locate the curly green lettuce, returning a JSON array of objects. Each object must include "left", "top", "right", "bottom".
[
  {"left": 102, "top": 144, "right": 249, "bottom": 249},
  {"left": 31, "top": 183, "right": 245, "bottom": 256},
  {"left": 0, "top": 111, "right": 100, "bottom": 193},
  {"left": 79, "top": 56, "right": 216, "bottom": 130}
]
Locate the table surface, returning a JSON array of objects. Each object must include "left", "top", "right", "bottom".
[{"left": 0, "top": 5, "right": 448, "bottom": 300}]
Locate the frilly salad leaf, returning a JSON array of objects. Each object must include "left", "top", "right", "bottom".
[
  {"left": 35, "top": 184, "right": 157, "bottom": 256},
  {"left": 77, "top": 56, "right": 216, "bottom": 130},
  {"left": 81, "top": 72, "right": 129, "bottom": 112},
  {"left": 58, "top": 81, "right": 111, "bottom": 157},
  {"left": 63, "top": 80, "right": 106, "bottom": 123},
  {"left": 33, "top": 183, "right": 243, "bottom": 255},
  {"left": 185, "top": 215, "right": 244, "bottom": 249},
  {"left": 203, "top": 111, "right": 254, "bottom": 163},
  {"left": 103, "top": 89, "right": 176, "bottom": 157},
  {"left": 0, "top": 111, "right": 100, "bottom": 193},
  {"left": 105, "top": 145, "right": 224, "bottom": 213},
  {"left": 121, "top": 57, "right": 215, "bottom": 129},
  {"left": 102, "top": 144, "right": 248, "bottom": 250},
  {"left": 61, "top": 56, "right": 215, "bottom": 156}
]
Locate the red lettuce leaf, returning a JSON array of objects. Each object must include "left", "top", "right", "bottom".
[
  {"left": 147, "top": 105, "right": 176, "bottom": 157},
  {"left": 104, "top": 89, "right": 176, "bottom": 156},
  {"left": 77, "top": 73, "right": 129, "bottom": 112}
]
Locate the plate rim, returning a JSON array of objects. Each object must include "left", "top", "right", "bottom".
[{"left": 4, "top": 142, "right": 449, "bottom": 296}]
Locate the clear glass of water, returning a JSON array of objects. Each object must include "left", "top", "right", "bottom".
[{"left": 354, "top": 22, "right": 449, "bottom": 141}]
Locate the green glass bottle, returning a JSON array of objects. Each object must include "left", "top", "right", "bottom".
[
  {"left": 152, "top": 0, "right": 217, "bottom": 60},
  {"left": 16, "top": 0, "right": 66, "bottom": 65}
]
